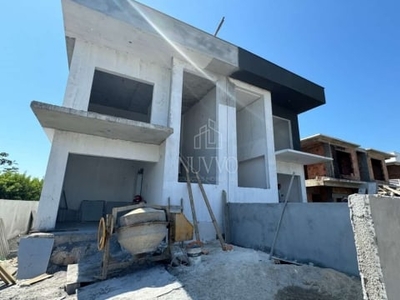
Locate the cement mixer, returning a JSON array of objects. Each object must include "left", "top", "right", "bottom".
[{"left": 97, "top": 202, "right": 193, "bottom": 279}]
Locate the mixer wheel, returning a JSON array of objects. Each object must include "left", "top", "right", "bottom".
[{"left": 97, "top": 217, "right": 107, "bottom": 250}]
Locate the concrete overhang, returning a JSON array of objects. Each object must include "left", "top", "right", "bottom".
[
  {"left": 62, "top": 0, "right": 238, "bottom": 76},
  {"left": 63, "top": 0, "right": 325, "bottom": 115},
  {"left": 305, "top": 177, "right": 365, "bottom": 188},
  {"left": 275, "top": 149, "right": 332, "bottom": 165},
  {"left": 301, "top": 133, "right": 360, "bottom": 149},
  {"left": 231, "top": 49, "right": 325, "bottom": 114},
  {"left": 31, "top": 101, "right": 173, "bottom": 145},
  {"left": 365, "top": 148, "right": 395, "bottom": 160}
]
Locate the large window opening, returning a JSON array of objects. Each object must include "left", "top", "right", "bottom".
[
  {"left": 178, "top": 71, "right": 217, "bottom": 184},
  {"left": 336, "top": 150, "right": 353, "bottom": 176},
  {"left": 371, "top": 158, "right": 385, "bottom": 181},
  {"left": 236, "top": 88, "right": 268, "bottom": 188},
  {"left": 88, "top": 70, "right": 153, "bottom": 123},
  {"left": 57, "top": 154, "right": 153, "bottom": 224},
  {"left": 273, "top": 116, "right": 292, "bottom": 151}
]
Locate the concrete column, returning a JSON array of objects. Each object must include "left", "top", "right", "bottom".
[
  {"left": 217, "top": 78, "right": 236, "bottom": 199},
  {"left": 162, "top": 58, "right": 184, "bottom": 187},
  {"left": 34, "top": 132, "right": 69, "bottom": 231},
  {"left": 263, "top": 91, "right": 278, "bottom": 193},
  {"left": 62, "top": 40, "right": 95, "bottom": 110}
]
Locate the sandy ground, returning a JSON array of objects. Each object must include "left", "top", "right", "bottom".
[{"left": 0, "top": 241, "right": 362, "bottom": 300}]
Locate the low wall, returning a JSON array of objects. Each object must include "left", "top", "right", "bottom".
[
  {"left": 0, "top": 199, "right": 39, "bottom": 240},
  {"left": 349, "top": 194, "right": 400, "bottom": 300},
  {"left": 228, "top": 202, "right": 359, "bottom": 276}
]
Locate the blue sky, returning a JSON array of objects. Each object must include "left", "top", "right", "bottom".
[{"left": 1, "top": 0, "right": 399, "bottom": 178}]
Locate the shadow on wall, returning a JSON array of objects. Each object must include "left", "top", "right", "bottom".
[{"left": 228, "top": 202, "right": 359, "bottom": 276}]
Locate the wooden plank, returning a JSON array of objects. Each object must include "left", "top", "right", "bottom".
[
  {"left": 179, "top": 156, "right": 200, "bottom": 241},
  {"left": 222, "top": 190, "right": 231, "bottom": 243},
  {"left": 194, "top": 171, "right": 226, "bottom": 251},
  {"left": 382, "top": 185, "right": 400, "bottom": 196},
  {"left": 19, "top": 273, "right": 52, "bottom": 286},
  {"left": 0, "top": 264, "right": 16, "bottom": 285}
]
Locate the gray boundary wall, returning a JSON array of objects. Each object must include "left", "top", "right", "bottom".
[
  {"left": 0, "top": 199, "right": 38, "bottom": 240},
  {"left": 228, "top": 202, "right": 359, "bottom": 276},
  {"left": 349, "top": 194, "right": 400, "bottom": 300}
]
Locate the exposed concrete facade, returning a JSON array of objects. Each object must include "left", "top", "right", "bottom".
[
  {"left": 348, "top": 194, "right": 400, "bottom": 300},
  {"left": 228, "top": 202, "right": 359, "bottom": 276},
  {"left": 32, "top": 0, "right": 327, "bottom": 239}
]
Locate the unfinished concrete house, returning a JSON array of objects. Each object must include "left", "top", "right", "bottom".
[
  {"left": 386, "top": 152, "right": 400, "bottom": 185},
  {"left": 301, "top": 134, "right": 392, "bottom": 202},
  {"left": 30, "top": 0, "right": 329, "bottom": 242}
]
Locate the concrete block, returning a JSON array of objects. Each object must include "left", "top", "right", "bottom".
[
  {"left": 349, "top": 194, "right": 400, "bottom": 300},
  {"left": 65, "top": 262, "right": 100, "bottom": 295},
  {"left": 17, "top": 233, "right": 54, "bottom": 279},
  {"left": 80, "top": 200, "right": 104, "bottom": 222}
]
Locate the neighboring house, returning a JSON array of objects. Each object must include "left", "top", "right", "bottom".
[
  {"left": 386, "top": 152, "right": 400, "bottom": 186},
  {"left": 301, "top": 134, "right": 393, "bottom": 202},
  {"left": 31, "top": 0, "right": 328, "bottom": 239}
]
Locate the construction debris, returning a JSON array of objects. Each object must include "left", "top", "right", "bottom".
[
  {"left": 19, "top": 273, "right": 53, "bottom": 287},
  {"left": 0, "top": 264, "right": 16, "bottom": 286},
  {"left": 378, "top": 185, "right": 400, "bottom": 197}
]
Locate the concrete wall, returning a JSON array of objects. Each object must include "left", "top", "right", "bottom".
[
  {"left": 228, "top": 202, "right": 359, "bottom": 276},
  {"left": 349, "top": 194, "right": 400, "bottom": 300},
  {"left": 0, "top": 200, "right": 38, "bottom": 240}
]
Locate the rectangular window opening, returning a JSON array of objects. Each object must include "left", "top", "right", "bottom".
[
  {"left": 336, "top": 150, "right": 353, "bottom": 176},
  {"left": 235, "top": 88, "right": 268, "bottom": 188},
  {"left": 178, "top": 71, "right": 217, "bottom": 185},
  {"left": 371, "top": 158, "right": 385, "bottom": 181},
  {"left": 88, "top": 69, "right": 153, "bottom": 123},
  {"left": 273, "top": 116, "right": 292, "bottom": 151}
]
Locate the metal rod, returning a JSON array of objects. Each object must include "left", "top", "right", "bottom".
[
  {"left": 214, "top": 16, "right": 225, "bottom": 37},
  {"left": 269, "top": 172, "right": 295, "bottom": 260}
]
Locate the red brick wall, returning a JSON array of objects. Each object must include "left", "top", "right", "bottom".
[{"left": 302, "top": 143, "right": 328, "bottom": 179}]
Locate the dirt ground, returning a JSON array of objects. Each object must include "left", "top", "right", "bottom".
[{"left": 0, "top": 241, "right": 362, "bottom": 300}]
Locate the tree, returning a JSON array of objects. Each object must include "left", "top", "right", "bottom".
[
  {"left": 0, "top": 152, "right": 18, "bottom": 173},
  {"left": 0, "top": 152, "right": 43, "bottom": 200},
  {"left": 0, "top": 172, "right": 43, "bottom": 200}
]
